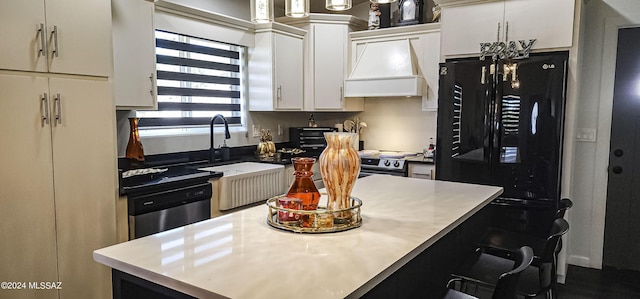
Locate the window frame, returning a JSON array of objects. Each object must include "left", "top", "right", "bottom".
[{"left": 137, "top": 29, "right": 248, "bottom": 136}]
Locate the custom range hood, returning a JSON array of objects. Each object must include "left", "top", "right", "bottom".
[{"left": 344, "top": 39, "right": 425, "bottom": 97}]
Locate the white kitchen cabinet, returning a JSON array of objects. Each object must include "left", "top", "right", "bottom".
[
  {"left": 112, "top": 0, "right": 157, "bottom": 109},
  {"left": 312, "top": 24, "right": 347, "bottom": 110},
  {"left": 249, "top": 23, "right": 305, "bottom": 111},
  {"left": 0, "top": 0, "right": 112, "bottom": 77},
  {"left": 0, "top": 73, "right": 116, "bottom": 299},
  {"left": 503, "top": 0, "right": 575, "bottom": 50},
  {"left": 440, "top": 0, "right": 575, "bottom": 57},
  {"left": 440, "top": 1, "right": 503, "bottom": 57},
  {"left": 408, "top": 163, "right": 435, "bottom": 180},
  {"left": 278, "top": 14, "right": 367, "bottom": 111},
  {"left": 0, "top": 75, "right": 59, "bottom": 299}
]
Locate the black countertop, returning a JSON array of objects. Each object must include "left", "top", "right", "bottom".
[{"left": 118, "top": 144, "right": 307, "bottom": 196}]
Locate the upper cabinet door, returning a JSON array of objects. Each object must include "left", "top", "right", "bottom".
[
  {"left": 441, "top": 0, "right": 575, "bottom": 57},
  {"left": 46, "top": 0, "right": 112, "bottom": 76},
  {"left": 440, "top": 1, "right": 504, "bottom": 57},
  {"left": 274, "top": 33, "right": 304, "bottom": 110},
  {"left": 0, "top": 0, "right": 112, "bottom": 76},
  {"left": 504, "top": 0, "right": 575, "bottom": 50},
  {"left": 313, "top": 24, "right": 346, "bottom": 110},
  {"left": 0, "top": 0, "right": 48, "bottom": 73},
  {"left": 112, "top": 0, "right": 157, "bottom": 109}
]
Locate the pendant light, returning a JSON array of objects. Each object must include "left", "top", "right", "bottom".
[
  {"left": 369, "top": 0, "right": 398, "bottom": 3},
  {"left": 326, "top": 0, "right": 352, "bottom": 11},
  {"left": 286, "top": 0, "right": 310, "bottom": 18},
  {"left": 251, "top": 0, "right": 273, "bottom": 23}
]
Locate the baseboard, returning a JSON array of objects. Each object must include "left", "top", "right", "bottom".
[{"left": 568, "top": 255, "right": 599, "bottom": 269}]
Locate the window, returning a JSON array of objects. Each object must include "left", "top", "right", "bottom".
[{"left": 137, "top": 30, "right": 245, "bottom": 134}]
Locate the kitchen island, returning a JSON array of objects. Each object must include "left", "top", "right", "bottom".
[{"left": 94, "top": 175, "right": 502, "bottom": 299}]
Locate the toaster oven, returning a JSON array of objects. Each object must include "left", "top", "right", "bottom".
[{"left": 289, "top": 127, "right": 337, "bottom": 156}]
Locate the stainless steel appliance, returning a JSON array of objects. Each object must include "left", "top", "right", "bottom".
[
  {"left": 359, "top": 151, "right": 414, "bottom": 177},
  {"left": 436, "top": 51, "right": 569, "bottom": 236},
  {"left": 122, "top": 167, "right": 218, "bottom": 239},
  {"left": 289, "top": 127, "right": 337, "bottom": 156}
]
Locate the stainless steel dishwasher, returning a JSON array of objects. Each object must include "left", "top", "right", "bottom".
[
  {"left": 128, "top": 182, "right": 212, "bottom": 239},
  {"left": 122, "top": 167, "right": 218, "bottom": 239}
]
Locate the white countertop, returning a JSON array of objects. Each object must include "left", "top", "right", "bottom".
[
  {"left": 404, "top": 154, "right": 435, "bottom": 163},
  {"left": 94, "top": 175, "right": 502, "bottom": 299}
]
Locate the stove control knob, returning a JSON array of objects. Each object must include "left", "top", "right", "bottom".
[
  {"left": 393, "top": 161, "right": 400, "bottom": 167},
  {"left": 383, "top": 160, "right": 391, "bottom": 167}
]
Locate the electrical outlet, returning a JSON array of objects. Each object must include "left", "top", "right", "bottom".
[
  {"left": 252, "top": 125, "right": 261, "bottom": 137},
  {"left": 278, "top": 124, "right": 283, "bottom": 136},
  {"left": 576, "top": 128, "right": 596, "bottom": 142}
]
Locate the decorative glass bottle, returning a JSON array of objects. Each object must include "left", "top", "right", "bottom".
[
  {"left": 126, "top": 118, "right": 145, "bottom": 163},
  {"left": 318, "top": 132, "right": 360, "bottom": 223},
  {"left": 286, "top": 157, "right": 321, "bottom": 227}
]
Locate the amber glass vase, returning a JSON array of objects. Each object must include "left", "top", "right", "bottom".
[
  {"left": 286, "top": 157, "right": 321, "bottom": 227},
  {"left": 126, "top": 118, "right": 145, "bottom": 162}
]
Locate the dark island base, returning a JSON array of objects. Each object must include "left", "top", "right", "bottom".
[
  {"left": 112, "top": 270, "right": 196, "bottom": 299},
  {"left": 111, "top": 206, "right": 492, "bottom": 299},
  {"left": 361, "top": 206, "right": 492, "bottom": 298}
]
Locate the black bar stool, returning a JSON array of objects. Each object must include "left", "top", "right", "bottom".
[
  {"left": 443, "top": 246, "right": 534, "bottom": 299},
  {"left": 451, "top": 218, "right": 569, "bottom": 299}
]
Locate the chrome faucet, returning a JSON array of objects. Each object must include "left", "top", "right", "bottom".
[{"left": 210, "top": 114, "right": 231, "bottom": 163}]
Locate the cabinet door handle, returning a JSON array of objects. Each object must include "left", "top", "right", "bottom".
[
  {"left": 496, "top": 22, "right": 501, "bottom": 42},
  {"left": 37, "top": 23, "right": 46, "bottom": 57},
  {"left": 51, "top": 25, "right": 59, "bottom": 57},
  {"left": 149, "top": 73, "right": 154, "bottom": 96},
  {"left": 277, "top": 85, "right": 282, "bottom": 101},
  {"left": 41, "top": 93, "right": 50, "bottom": 125},
  {"left": 54, "top": 93, "right": 62, "bottom": 125},
  {"left": 340, "top": 86, "right": 343, "bottom": 102}
]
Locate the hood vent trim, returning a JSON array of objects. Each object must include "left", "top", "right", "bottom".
[{"left": 344, "top": 39, "right": 425, "bottom": 97}]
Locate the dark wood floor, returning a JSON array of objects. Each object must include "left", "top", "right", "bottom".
[{"left": 554, "top": 265, "right": 640, "bottom": 299}]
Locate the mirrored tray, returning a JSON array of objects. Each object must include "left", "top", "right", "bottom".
[{"left": 266, "top": 194, "right": 362, "bottom": 233}]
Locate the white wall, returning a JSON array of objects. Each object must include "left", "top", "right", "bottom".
[{"left": 567, "top": 0, "right": 640, "bottom": 269}]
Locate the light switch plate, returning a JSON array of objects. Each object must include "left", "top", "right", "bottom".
[
  {"left": 252, "top": 125, "right": 261, "bottom": 137},
  {"left": 576, "top": 128, "right": 596, "bottom": 142},
  {"left": 278, "top": 124, "right": 283, "bottom": 136}
]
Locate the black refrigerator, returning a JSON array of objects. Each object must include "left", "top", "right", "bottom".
[{"left": 435, "top": 51, "right": 568, "bottom": 236}]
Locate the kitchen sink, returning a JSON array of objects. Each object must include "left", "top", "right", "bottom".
[
  {"left": 198, "top": 162, "right": 284, "bottom": 211},
  {"left": 198, "top": 162, "right": 282, "bottom": 176}
]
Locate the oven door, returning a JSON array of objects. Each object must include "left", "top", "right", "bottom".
[{"left": 359, "top": 168, "right": 407, "bottom": 178}]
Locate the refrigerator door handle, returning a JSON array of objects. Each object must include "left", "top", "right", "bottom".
[{"left": 491, "top": 63, "right": 503, "bottom": 165}]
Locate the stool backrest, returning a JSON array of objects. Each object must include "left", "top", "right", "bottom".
[
  {"left": 556, "top": 198, "right": 573, "bottom": 218},
  {"left": 493, "top": 246, "right": 534, "bottom": 299},
  {"left": 541, "top": 218, "right": 570, "bottom": 263}
]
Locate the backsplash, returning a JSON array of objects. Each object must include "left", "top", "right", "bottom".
[
  {"left": 358, "top": 97, "right": 437, "bottom": 153},
  {"left": 115, "top": 111, "right": 359, "bottom": 157},
  {"left": 116, "top": 97, "right": 437, "bottom": 157}
]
